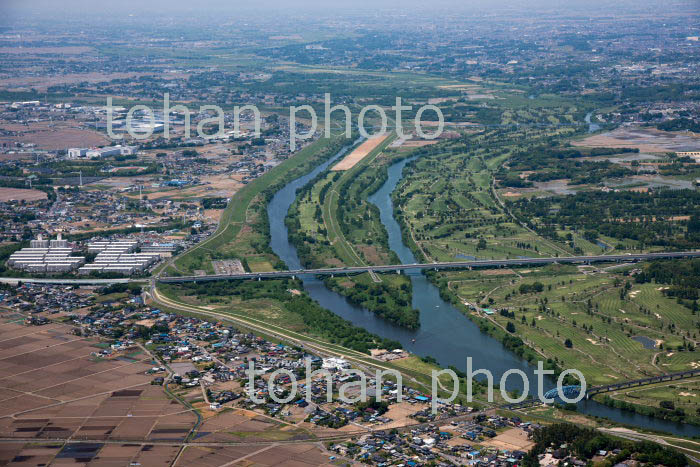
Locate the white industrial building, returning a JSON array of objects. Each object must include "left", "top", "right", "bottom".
[
  {"left": 87, "top": 240, "right": 138, "bottom": 254},
  {"left": 67, "top": 145, "right": 137, "bottom": 159},
  {"left": 67, "top": 148, "right": 88, "bottom": 159},
  {"left": 79, "top": 240, "right": 159, "bottom": 275},
  {"left": 8, "top": 235, "right": 84, "bottom": 273}
]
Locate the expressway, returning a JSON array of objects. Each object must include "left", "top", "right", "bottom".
[
  {"left": 158, "top": 250, "right": 700, "bottom": 283},
  {"left": 1, "top": 251, "right": 699, "bottom": 286},
  {"left": 501, "top": 368, "right": 700, "bottom": 410},
  {"left": 0, "top": 277, "right": 134, "bottom": 286}
]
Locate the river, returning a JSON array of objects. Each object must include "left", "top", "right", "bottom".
[
  {"left": 585, "top": 111, "right": 600, "bottom": 133},
  {"left": 266, "top": 144, "right": 700, "bottom": 436}
]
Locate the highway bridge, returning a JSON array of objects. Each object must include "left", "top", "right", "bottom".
[
  {"left": 159, "top": 251, "right": 700, "bottom": 283},
  {"left": 0, "top": 277, "right": 134, "bottom": 286},
  {"left": 2, "top": 252, "right": 697, "bottom": 286},
  {"left": 501, "top": 369, "right": 700, "bottom": 410},
  {"left": 586, "top": 368, "right": 700, "bottom": 398}
]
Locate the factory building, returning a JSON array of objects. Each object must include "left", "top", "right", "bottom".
[
  {"left": 87, "top": 240, "right": 138, "bottom": 254},
  {"left": 141, "top": 242, "right": 177, "bottom": 257},
  {"left": 79, "top": 240, "right": 160, "bottom": 275},
  {"left": 67, "top": 148, "right": 88, "bottom": 159},
  {"left": 8, "top": 235, "right": 85, "bottom": 273},
  {"left": 67, "top": 145, "right": 137, "bottom": 159}
]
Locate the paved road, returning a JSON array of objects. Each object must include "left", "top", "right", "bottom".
[
  {"left": 159, "top": 251, "right": 700, "bottom": 283},
  {"left": 0, "top": 277, "right": 134, "bottom": 285},
  {"left": 2, "top": 251, "right": 699, "bottom": 286}
]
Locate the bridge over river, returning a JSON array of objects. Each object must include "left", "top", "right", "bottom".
[
  {"left": 158, "top": 251, "right": 700, "bottom": 283},
  {"left": 502, "top": 369, "right": 700, "bottom": 410}
]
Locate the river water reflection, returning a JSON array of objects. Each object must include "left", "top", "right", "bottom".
[{"left": 266, "top": 144, "right": 700, "bottom": 436}]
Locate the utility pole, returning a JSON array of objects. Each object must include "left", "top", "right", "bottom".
[{"left": 79, "top": 170, "right": 83, "bottom": 187}]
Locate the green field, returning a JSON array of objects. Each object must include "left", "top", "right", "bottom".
[{"left": 286, "top": 133, "right": 418, "bottom": 328}]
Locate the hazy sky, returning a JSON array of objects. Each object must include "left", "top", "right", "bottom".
[
  {"left": 1, "top": 0, "right": 696, "bottom": 27},
  {"left": 2, "top": 0, "right": 690, "bottom": 14}
]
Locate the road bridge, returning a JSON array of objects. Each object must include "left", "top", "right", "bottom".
[
  {"left": 158, "top": 251, "right": 700, "bottom": 283},
  {"left": 586, "top": 368, "right": 700, "bottom": 398},
  {"left": 2, "top": 252, "right": 698, "bottom": 286},
  {"left": 0, "top": 277, "right": 134, "bottom": 286},
  {"left": 500, "top": 369, "right": 700, "bottom": 410}
]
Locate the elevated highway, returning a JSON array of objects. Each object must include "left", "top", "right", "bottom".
[
  {"left": 158, "top": 251, "right": 700, "bottom": 283},
  {"left": 2, "top": 252, "right": 699, "bottom": 286},
  {"left": 501, "top": 369, "right": 700, "bottom": 410}
]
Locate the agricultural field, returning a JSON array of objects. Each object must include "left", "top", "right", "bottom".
[
  {"left": 0, "top": 187, "right": 48, "bottom": 202},
  {"left": 0, "top": 319, "right": 197, "bottom": 441},
  {"left": 332, "top": 133, "right": 390, "bottom": 171},
  {"left": 572, "top": 126, "right": 700, "bottom": 154},
  {"left": 0, "top": 309, "right": 350, "bottom": 466}
]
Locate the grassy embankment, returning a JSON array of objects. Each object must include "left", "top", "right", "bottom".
[
  {"left": 285, "top": 133, "right": 420, "bottom": 329},
  {"left": 170, "top": 135, "right": 347, "bottom": 275},
  {"left": 154, "top": 279, "right": 498, "bottom": 408}
]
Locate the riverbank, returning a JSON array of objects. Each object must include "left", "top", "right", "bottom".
[
  {"left": 171, "top": 135, "right": 349, "bottom": 275},
  {"left": 383, "top": 143, "right": 700, "bottom": 436},
  {"left": 284, "top": 133, "right": 420, "bottom": 329},
  {"left": 161, "top": 130, "right": 700, "bottom": 436}
]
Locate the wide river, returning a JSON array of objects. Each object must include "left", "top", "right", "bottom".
[{"left": 266, "top": 144, "right": 699, "bottom": 436}]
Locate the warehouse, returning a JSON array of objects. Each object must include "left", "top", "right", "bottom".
[
  {"left": 7, "top": 235, "right": 85, "bottom": 273},
  {"left": 78, "top": 250, "right": 160, "bottom": 275}
]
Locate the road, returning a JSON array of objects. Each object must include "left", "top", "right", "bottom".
[
  {"left": 3, "top": 251, "right": 698, "bottom": 286},
  {"left": 0, "top": 277, "right": 134, "bottom": 285},
  {"left": 158, "top": 251, "right": 700, "bottom": 283},
  {"left": 597, "top": 428, "right": 700, "bottom": 463}
]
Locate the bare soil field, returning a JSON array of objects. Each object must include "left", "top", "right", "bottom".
[
  {"left": 176, "top": 442, "right": 339, "bottom": 467},
  {"left": 573, "top": 126, "right": 700, "bottom": 153},
  {"left": 212, "top": 259, "right": 245, "bottom": 274},
  {"left": 428, "top": 97, "right": 459, "bottom": 104},
  {"left": 0, "top": 187, "right": 47, "bottom": 202},
  {"left": 142, "top": 174, "right": 243, "bottom": 201},
  {"left": 332, "top": 133, "right": 389, "bottom": 171},
  {"left": 376, "top": 401, "right": 427, "bottom": 429},
  {"left": 400, "top": 139, "right": 440, "bottom": 148},
  {"left": 0, "top": 46, "right": 94, "bottom": 54},
  {"left": 0, "top": 443, "right": 63, "bottom": 465},
  {"left": 481, "top": 268, "right": 516, "bottom": 276},
  {"left": 0, "top": 319, "right": 197, "bottom": 443},
  {"left": 0, "top": 121, "right": 109, "bottom": 150},
  {"left": 203, "top": 208, "right": 224, "bottom": 223},
  {"left": 0, "top": 72, "right": 148, "bottom": 91},
  {"left": 481, "top": 427, "right": 535, "bottom": 451},
  {"left": 437, "top": 84, "right": 481, "bottom": 90}
]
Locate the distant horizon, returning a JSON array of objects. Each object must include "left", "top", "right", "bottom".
[{"left": 2, "top": 0, "right": 697, "bottom": 17}]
